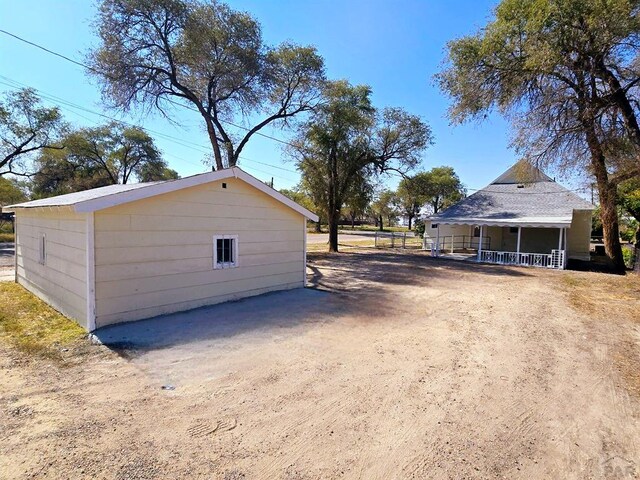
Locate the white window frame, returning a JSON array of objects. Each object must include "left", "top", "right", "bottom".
[
  {"left": 39, "top": 233, "right": 46, "bottom": 265},
  {"left": 213, "top": 234, "right": 238, "bottom": 269}
]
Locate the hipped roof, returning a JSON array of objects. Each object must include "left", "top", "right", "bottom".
[
  {"left": 429, "top": 162, "right": 593, "bottom": 228},
  {"left": 6, "top": 167, "right": 319, "bottom": 222}
]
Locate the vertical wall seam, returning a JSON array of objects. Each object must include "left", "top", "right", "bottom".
[
  {"left": 86, "top": 212, "right": 96, "bottom": 331},
  {"left": 303, "top": 216, "right": 307, "bottom": 287},
  {"left": 13, "top": 214, "right": 18, "bottom": 283}
]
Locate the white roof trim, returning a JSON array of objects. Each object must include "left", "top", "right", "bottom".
[
  {"left": 8, "top": 167, "right": 319, "bottom": 222},
  {"left": 429, "top": 218, "right": 572, "bottom": 228}
]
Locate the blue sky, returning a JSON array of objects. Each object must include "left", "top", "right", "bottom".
[{"left": 0, "top": 0, "right": 521, "bottom": 192}]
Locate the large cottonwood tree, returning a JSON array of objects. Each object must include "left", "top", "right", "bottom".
[
  {"left": 292, "top": 81, "right": 432, "bottom": 252},
  {"left": 437, "top": 0, "right": 640, "bottom": 271},
  {"left": 88, "top": 0, "right": 325, "bottom": 170}
]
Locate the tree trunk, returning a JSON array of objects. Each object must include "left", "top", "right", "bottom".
[
  {"left": 204, "top": 118, "right": 224, "bottom": 171},
  {"left": 597, "top": 178, "right": 625, "bottom": 271},
  {"left": 582, "top": 110, "right": 626, "bottom": 272},
  {"left": 408, "top": 215, "right": 413, "bottom": 230},
  {"left": 589, "top": 139, "right": 626, "bottom": 272},
  {"left": 328, "top": 211, "right": 339, "bottom": 252},
  {"left": 351, "top": 215, "right": 355, "bottom": 229},
  {"left": 315, "top": 220, "right": 322, "bottom": 233},
  {"left": 378, "top": 215, "right": 383, "bottom": 231}
]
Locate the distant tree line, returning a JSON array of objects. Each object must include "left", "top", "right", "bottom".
[
  {"left": 0, "top": 88, "right": 178, "bottom": 201},
  {"left": 280, "top": 165, "right": 465, "bottom": 238}
]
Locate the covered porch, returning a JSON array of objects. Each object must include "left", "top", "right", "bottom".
[{"left": 424, "top": 222, "right": 568, "bottom": 270}]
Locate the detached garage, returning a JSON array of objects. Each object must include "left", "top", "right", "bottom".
[{"left": 5, "top": 167, "right": 318, "bottom": 331}]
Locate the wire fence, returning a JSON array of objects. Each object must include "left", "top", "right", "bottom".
[{"left": 374, "top": 232, "right": 423, "bottom": 249}]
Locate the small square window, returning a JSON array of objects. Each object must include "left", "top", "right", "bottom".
[
  {"left": 431, "top": 224, "right": 438, "bottom": 228},
  {"left": 213, "top": 235, "right": 238, "bottom": 269}
]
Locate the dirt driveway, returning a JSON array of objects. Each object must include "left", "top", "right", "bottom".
[
  {"left": 1, "top": 250, "right": 639, "bottom": 479},
  {"left": 0, "top": 243, "right": 14, "bottom": 281}
]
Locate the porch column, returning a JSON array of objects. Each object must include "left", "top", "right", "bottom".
[
  {"left": 435, "top": 224, "right": 440, "bottom": 257},
  {"left": 516, "top": 226, "right": 522, "bottom": 254},
  {"left": 477, "top": 225, "right": 484, "bottom": 261},
  {"left": 558, "top": 227, "right": 563, "bottom": 250},
  {"left": 563, "top": 228, "right": 568, "bottom": 268}
]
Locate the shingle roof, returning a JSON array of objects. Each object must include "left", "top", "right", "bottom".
[
  {"left": 429, "top": 163, "right": 593, "bottom": 227},
  {"left": 5, "top": 167, "right": 319, "bottom": 221}
]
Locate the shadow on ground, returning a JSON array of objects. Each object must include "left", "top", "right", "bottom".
[
  {"left": 307, "top": 249, "right": 532, "bottom": 292},
  {"left": 95, "top": 249, "right": 532, "bottom": 357},
  {"left": 94, "top": 288, "right": 334, "bottom": 356}
]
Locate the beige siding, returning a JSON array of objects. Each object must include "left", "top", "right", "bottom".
[
  {"left": 567, "top": 210, "right": 592, "bottom": 260},
  {"left": 94, "top": 178, "right": 305, "bottom": 327},
  {"left": 15, "top": 207, "right": 88, "bottom": 327}
]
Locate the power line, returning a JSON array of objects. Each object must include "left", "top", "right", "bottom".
[
  {"left": 0, "top": 28, "right": 298, "bottom": 149},
  {"left": 0, "top": 75, "right": 299, "bottom": 182},
  {"left": 0, "top": 29, "right": 412, "bottom": 185}
]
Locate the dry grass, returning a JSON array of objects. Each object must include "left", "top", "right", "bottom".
[
  {"left": 560, "top": 272, "right": 640, "bottom": 320},
  {"left": 0, "top": 232, "right": 15, "bottom": 243},
  {"left": 560, "top": 272, "right": 640, "bottom": 398},
  {"left": 0, "top": 282, "right": 86, "bottom": 360},
  {"left": 307, "top": 239, "right": 376, "bottom": 252}
]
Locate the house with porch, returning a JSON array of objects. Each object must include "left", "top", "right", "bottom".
[{"left": 423, "top": 162, "right": 593, "bottom": 269}]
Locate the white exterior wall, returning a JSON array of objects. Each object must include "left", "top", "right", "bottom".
[
  {"left": 423, "top": 222, "right": 500, "bottom": 250},
  {"left": 423, "top": 222, "right": 472, "bottom": 245},
  {"left": 567, "top": 210, "right": 592, "bottom": 261},
  {"left": 93, "top": 178, "right": 305, "bottom": 327},
  {"left": 15, "top": 207, "right": 88, "bottom": 327}
]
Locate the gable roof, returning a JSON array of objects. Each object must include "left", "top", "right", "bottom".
[
  {"left": 5, "top": 167, "right": 319, "bottom": 222},
  {"left": 429, "top": 162, "right": 593, "bottom": 228}
]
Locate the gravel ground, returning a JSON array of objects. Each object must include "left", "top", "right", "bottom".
[{"left": 1, "top": 250, "right": 639, "bottom": 479}]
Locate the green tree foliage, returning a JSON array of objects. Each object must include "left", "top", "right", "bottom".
[
  {"left": 279, "top": 187, "right": 314, "bottom": 212},
  {"left": 396, "top": 167, "right": 465, "bottom": 229},
  {"left": 344, "top": 174, "right": 373, "bottom": 229},
  {"left": 421, "top": 166, "right": 466, "bottom": 214},
  {"left": 291, "top": 80, "right": 432, "bottom": 251},
  {"left": 279, "top": 186, "right": 320, "bottom": 230},
  {"left": 137, "top": 163, "right": 180, "bottom": 183},
  {"left": 370, "top": 189, "right": 400, "bottom": 230},
  {"left": 0, "top": 177, "right": 27, "bottom": 206},
  {"left": 396, "top": 174, "right": 427, "bottom": 231},
  {"left": 619, "top": 178, "right": 640, "bottom": 242},
  {"left": 436, "top": 0, "right": 640, "bottom": 272},
  {"left": 89, "top": 0, "right": 325, "bottom": 170},
  {"left": 31, "top": 123, "right": 174, "bottom": 198},
  {"left": 0, "top": 88, "right": 65, "bottom": 176}
]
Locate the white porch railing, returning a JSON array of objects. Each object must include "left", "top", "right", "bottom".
[{"left": 479, "top": 249, "right": 566, "bottom": 270}]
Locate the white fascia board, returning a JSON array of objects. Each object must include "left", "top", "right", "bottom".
[
  {"left": 432, "top": 218, "right": 572, "bottom": 228},
  {"left": 73, "top": 170, "right": 233, "bottom": 213},
  {"left": 70, "top": 167, "right": 319, "bottom": 221}
]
